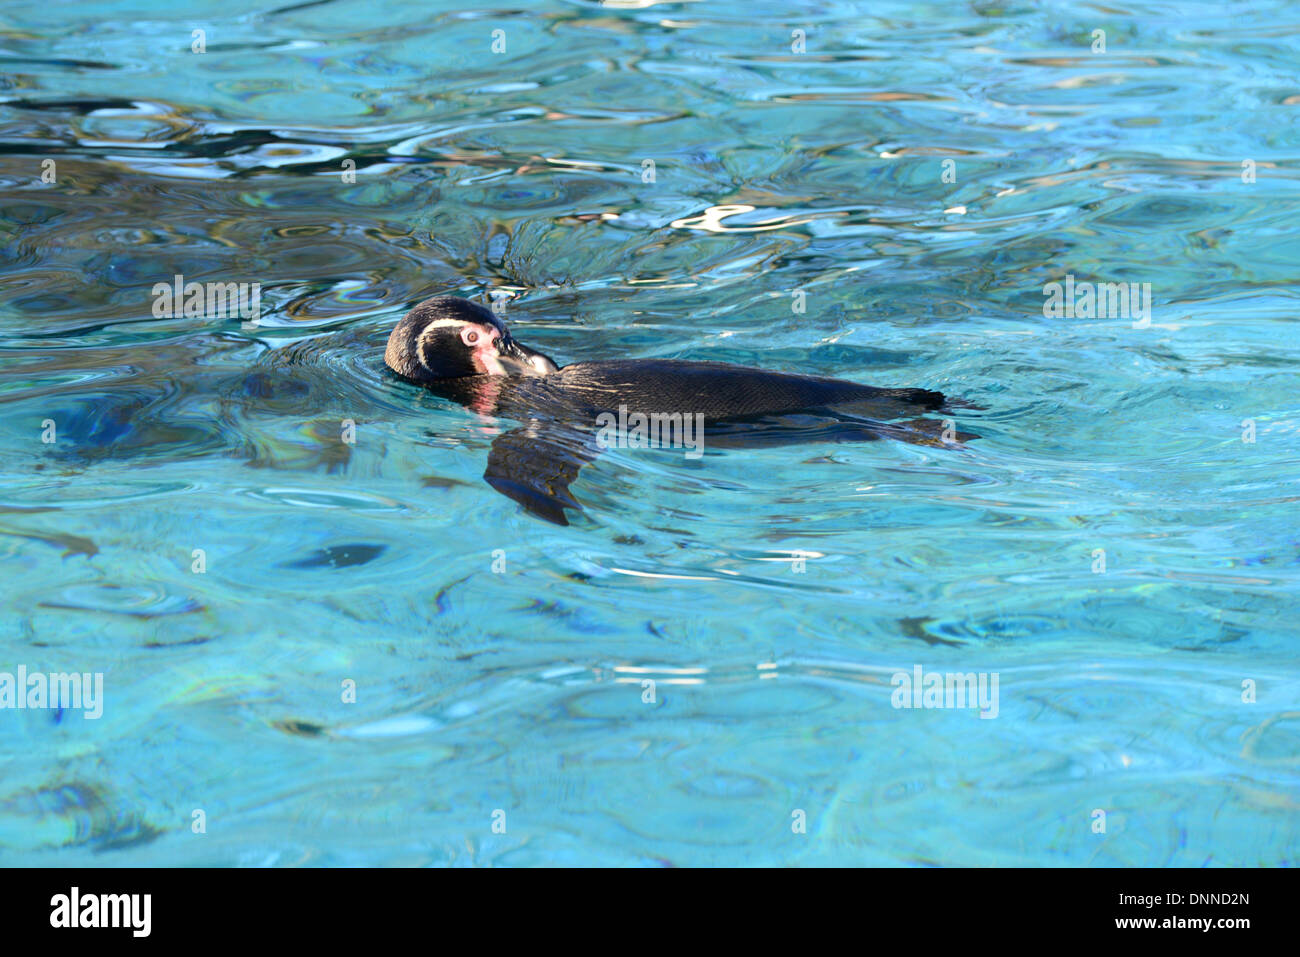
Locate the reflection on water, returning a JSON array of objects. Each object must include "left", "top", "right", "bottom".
[{"left": 0, "top": 0, "right": 1297, "bottom": 865}]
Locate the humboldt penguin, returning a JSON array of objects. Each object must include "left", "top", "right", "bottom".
[{"left": 385, "top": 296, "right": 976, "bottom": 524}]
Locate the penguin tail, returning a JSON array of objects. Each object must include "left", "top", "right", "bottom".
[
  {"left": 888, "top": 389, "right": 989, "bottom": 414},
  {"left": 884, "top": 388, "right": 946, "bottom": 411}
]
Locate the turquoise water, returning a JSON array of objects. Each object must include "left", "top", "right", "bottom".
[{"left": 1, "top": 0, "right": 1297, "bottom": 866}]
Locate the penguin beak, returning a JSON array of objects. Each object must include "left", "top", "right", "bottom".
[{"left": 495, "top": 335, "right": 558, "bottom": 376}]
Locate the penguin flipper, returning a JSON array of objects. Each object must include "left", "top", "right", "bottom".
[{"left": 484, "top": 422, "right": 596, "bottom": 526}]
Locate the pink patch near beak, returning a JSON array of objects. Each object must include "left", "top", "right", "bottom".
[{"left": 468, "top": 327, "right": 506, "bottom": 375}]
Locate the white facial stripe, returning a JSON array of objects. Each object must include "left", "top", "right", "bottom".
[{"left": 416, "top": 319, "right": 472, "bottom": 372}]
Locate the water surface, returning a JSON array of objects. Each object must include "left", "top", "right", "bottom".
[{"left": 1, "top": 0, "right": 1297, "bottom": 866}]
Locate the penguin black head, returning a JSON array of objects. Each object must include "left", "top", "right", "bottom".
[{"left": 384, "top": 297, "right": 558, "bottom": 383}]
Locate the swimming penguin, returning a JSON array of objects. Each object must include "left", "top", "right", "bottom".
[{"left": 385, "top": 296, "right": 976, "bottom": 524}]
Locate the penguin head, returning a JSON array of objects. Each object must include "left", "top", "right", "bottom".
[{"left": 385, "top": 297, "right": 559, "bottom": 382}]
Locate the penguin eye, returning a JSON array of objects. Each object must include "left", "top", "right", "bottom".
[{"left": 461, "top": 327, "right": 481, "bottom": 347}]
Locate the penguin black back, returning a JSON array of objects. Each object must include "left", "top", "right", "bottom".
[{"left": 549, "top": 359, "right": 945, "bottom": 420}]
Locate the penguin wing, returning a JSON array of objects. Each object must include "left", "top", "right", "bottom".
[{"left": 484, "top": 420, "right": 597, "bottom": 526}]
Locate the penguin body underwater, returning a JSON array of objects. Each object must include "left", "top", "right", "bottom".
[{"left": 385, "top": 297, "right": 976, "bottom": 524}]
